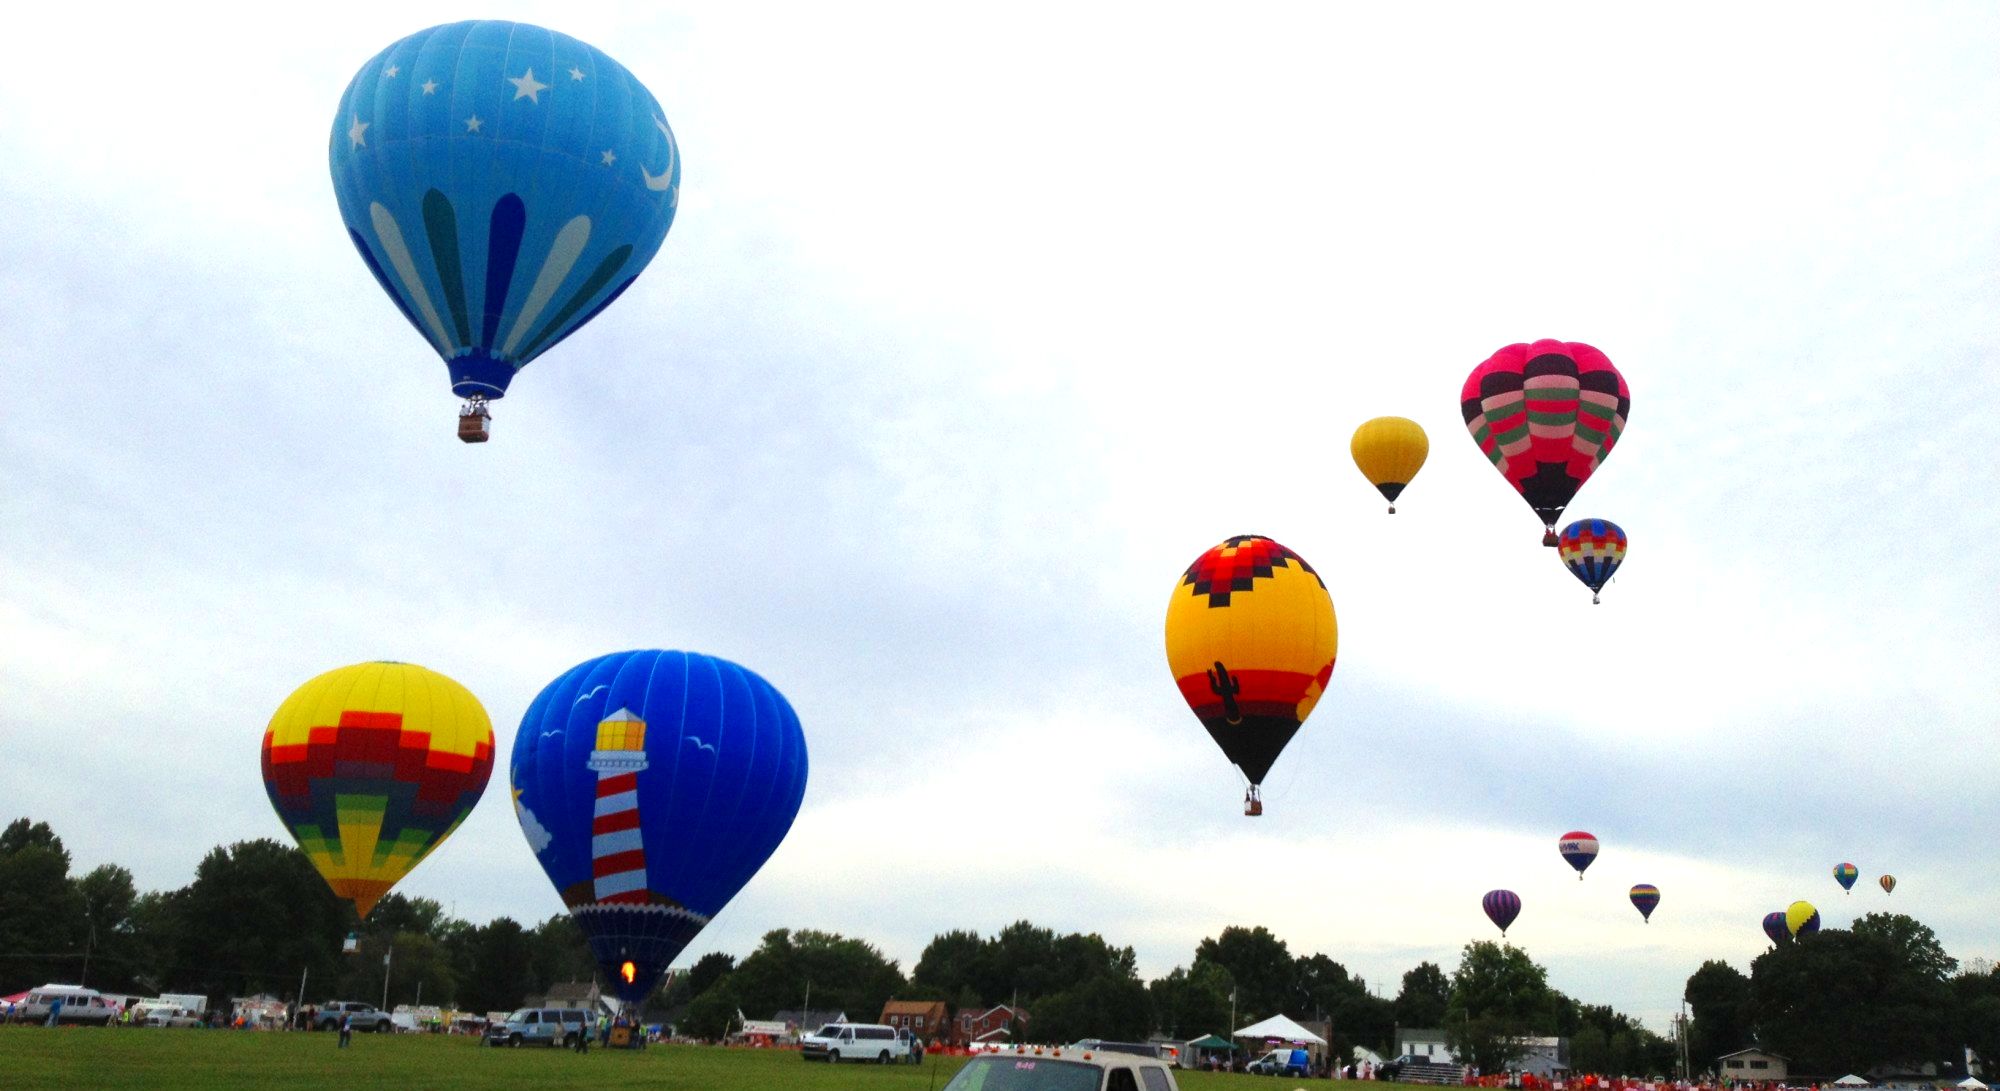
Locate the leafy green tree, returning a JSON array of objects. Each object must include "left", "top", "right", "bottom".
[
  {"left": 1751, "top": 927, "right": 1953, "bottom": 1075},
  {"left": 725, "top": 928, "right": 906, "bottom": 1020},
  {"left": 1852, "top": 914, "right": 1957, "bottom": 980},
  {"left": 164, "top": 838, "right": 348, "bottom": 1005},
  {"left": 685, "top": 952, "right": 737, "bottom": 999},
  {"left": 364, "top": 895, "right": 450, "bottom": 940},
  {"left": 1684, "top": 959, "right": 1752, "bottom": 1073},
  {"left": 682, "top": 979, "right": 741, "bottom": 1041},
  {"left": 0, "top": 818, "right": 86, "bottom": 991},
  {"left": 1194, "top": 926, "right": 1295, "bottom": 1021},
  {"left": 914, "top": 929, "right": 988, "bottom": 1000},
  {"left": 337, "top": 930, "right": 455, "bottom": 1009},
  {"left": 1029, "top": 974, "right": 1152, "bottom": 1043},
  {"left": 1150, "top": 962, "right": 1233, "bottom": 1039},
  {"left": 528, "top": 914, "right": 597, "bottom": 992},
  {"left": 1951, "top": 968, "right": 2000, "bottom": 1074},
  {"left": 1443, "top": 941, "right": 1556, "bottom": 1074},
  {"left": 1396, "top": 961, "right": 1452, "bottom": 1030},
  {"left": 453, "top": 917, "right": 538, "bottom": 1014},
  {"left": 74, "top": 864, "right": 138, "bottom": 991}
]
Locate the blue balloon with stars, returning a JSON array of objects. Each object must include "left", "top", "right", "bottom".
[{"left": 329, "top": 21, "right": 679, "bottom": 408}]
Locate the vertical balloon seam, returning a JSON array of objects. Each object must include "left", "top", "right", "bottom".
[{"left": 691, "top": 659, "right": 746, "bottom": 904}]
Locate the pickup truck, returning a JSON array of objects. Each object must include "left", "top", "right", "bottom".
[{"left": 314, "top": 1001, "right": 393, "bottom": 1032}]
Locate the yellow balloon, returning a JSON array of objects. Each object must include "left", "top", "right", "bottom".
[
  {"left": 261, "top": 662, "right": 494, "bottom": 918},
  {"left": 1785, "top": 899, "right": 1819, "bottom": 937},
  {"left": 1350, "top": 417, "right": 1429, "bottom": 513}
]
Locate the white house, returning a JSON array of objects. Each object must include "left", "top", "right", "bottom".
[
  {"left": 1397, "top": 1028, "right": 1457, "bottom": 1064},
  {"left": 1718, "top": 1047, "right": 1790, "bottom": 1082}
]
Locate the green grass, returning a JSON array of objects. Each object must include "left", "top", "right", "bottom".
[{"left": 0, "top": 1028, "right": 1309, "bottom": 1090}]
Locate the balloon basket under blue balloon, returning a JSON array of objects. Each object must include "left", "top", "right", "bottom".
[{"left": 458, "top": 398, "right": 492, "bottom": 444}]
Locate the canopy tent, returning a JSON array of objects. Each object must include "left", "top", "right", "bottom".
[
  {"left": 1232, "top": 1014, "right": 1327, "bottom": 1046},
  {"left": 1185, "top": 1034, "right": 1237, "bottom": 1052},
  {"left": 1832, "top": 1077, "right": 1871, "bottom": 1087},
  {"left": 1957, "top": 1080, "right": 1987, "bottom": 1090}
]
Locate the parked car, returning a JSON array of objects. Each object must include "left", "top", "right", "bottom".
[
  {"left": 17, "top": 985, "right": 118, "bottom": 1026},
  {"left": 1380, "top": 1053, "right": 1439, "bottom": 1079},
  {"left": 313, "top": 1001, "right": 392, "bottom": 1033},
  {"left": 800, "top": 1022, "right": 911, "bottom": 1064},
  {"left": 941, "top": 1046, "right": 1181, "bottom": 1090},
  {"left": 1247, "top": 1047, "right": 1310, "bottom": 1076},
  {"left": 483, "top": 1007, "right": 593, "bottom": 1048}
]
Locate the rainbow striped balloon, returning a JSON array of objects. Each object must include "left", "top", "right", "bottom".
[{"left": 1630, "top": 884, "right": 1661, "bottom": 922}]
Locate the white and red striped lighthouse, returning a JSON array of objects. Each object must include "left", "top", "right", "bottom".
[{"left": 586, "top": 708, "right": 650, "bottom": 904}]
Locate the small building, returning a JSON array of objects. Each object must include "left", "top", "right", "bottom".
[
  {"left": 956, "top": 1004, "right": 1027, "bottom": 1045},
  {"left": 1513, "top": 1036, "right": 1569, "bottom": 1077},
  {"left": 772, "top": 1008, "right": 849, "bottom": 1037},
  {"left": 1397, "top": 1028, "right": 1458, "bottom": 1065},
  {"left": 1719, "top": 1048, "right": 1790, "bottom": 1082},
  {"left": 528, "top": 981, "right": 620, "bottom": 1017},
  {"left": 881, "top": 999, "right": 947, "bottom": 1039}
]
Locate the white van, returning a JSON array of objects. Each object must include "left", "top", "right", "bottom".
[
  {"left": 800, "top": 1022, "right": 911, "bottom": 1064},
  {"left": 19, "top": 985, "right": 117, "bottom": 1025}
]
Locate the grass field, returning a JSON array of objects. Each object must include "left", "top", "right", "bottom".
[{"left": 0, "top": 1028, "right": 1309, "bottom": 1090}]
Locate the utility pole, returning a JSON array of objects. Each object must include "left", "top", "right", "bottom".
[
  {"left": 297, "top": 968, "right": 308, "bottom": 1026},
  {"left": 381, "top": 944, "right": 393, "bottom": 1011},
  {"left": 804, "top": 979, "right": 811, "bottom": 1023},
  {"left": 81, "top": 923, "right": 95, "bottom": 988}
]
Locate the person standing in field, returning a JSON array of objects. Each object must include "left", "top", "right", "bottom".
[{"left": 338, "top": 1012, "right": 352, "bottom": 1048}]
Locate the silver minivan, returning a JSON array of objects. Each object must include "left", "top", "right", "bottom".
[{"left": 485, "top": 1007, "right": 593, "bottom": 1047}]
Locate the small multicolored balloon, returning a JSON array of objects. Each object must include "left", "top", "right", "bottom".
[
  {"left": 1787, "top": 899, "right": 1821, "bottom": 938},
  {"left": 1834, "top": 862, "right": 1858, "bottom": 893},
  {"left": 1558, "top": 831, "right": 1599, "bottom": 879},
  {"left": 1483, "top": 889, "right": 1522, "bottom": 936},
  {"left": 1880, "top": 874, "right": 1896, "bottom": 895},
  {"left": 1558, "top": 519, "right": 1627, "bottom": 604},
  {"left": 1629, "top": 884, "right": 1661, "bottom": 923},
  {"left": 1350, "top": 417, "right": 1430, "bottom": 514},
  {"left": 1762, "top": 911, "right": 1791, "bottom": 946}
]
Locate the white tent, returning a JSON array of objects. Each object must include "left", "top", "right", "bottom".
[
  {"left": 1956, "top": 1079, "right": 1986, "bottom": 1090},
  {"left": 1232, "top": 1014, "right": 1327, "bottom": 1046},
  {"left": 1832, "top": 1076, "right": 1870, "bottom": 1087}
]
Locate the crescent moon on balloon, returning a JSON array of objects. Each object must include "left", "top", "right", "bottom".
[{"left": 640, "top": 114, "right": 677, "bottom": 198}]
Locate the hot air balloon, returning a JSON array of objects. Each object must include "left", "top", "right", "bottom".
[
  {"left": 1558, "top": 831, "right": 1599, "bottom": 879},
  {"left": 1787, "top": 900, "right": 1821, "bottom": 938},
  {"left": 1461, "top": 340, "right": 1630, "bottom": 545},
  {"left": 330, "top": 21, "right": 681, "bottom": 442},
  {"left": 1630, "top": 884, "right": 1660, "bottom": 923},
  {"left": 262, "top": 662, "right": 494, "bottom": 919},
  {"left": 1762, "top": 911, "right": 1791, "bottom": 946},
  {"left": 1834, "top": 863, "right": 1858, "bottom": 893},
  {"left": 1165, "top": 535, "right": 1337, "bottom": 816},
  {"left": 1880, "top": 874, "right": 1896, "bottom": 895},
  {"left": 1350, "top": 417, "right": 1429, "bottom": 514},
  {"left": 1558, "top": 519, "right": 1627, "bottom": 604},
  {"left": 1483, "top": 890, "right": 1522, "bottom": 937},
  {"left": 511, "top": 650, "right": 808, "bottom": 1004}
]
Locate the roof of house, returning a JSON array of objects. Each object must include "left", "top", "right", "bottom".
[
  {"left": 882, "top": 999, "right": 947, "bottom": 1015},
  {"left": 1718, "top": 1048, "right": 1791, "bottom": 1062},
  {"left": 772, "top": 1009, "right": 848, "bottom": 1028},
  {"left": 968, "top": 1004, "right": 1024, "bottom": 1020}
]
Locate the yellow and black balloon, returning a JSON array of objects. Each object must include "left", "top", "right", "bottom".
[
  {"left": 1350, "top": 417, "right": 1428, "bottom": 513},
  {"left": 1165, "top": 535, "right": 1337, "bottom": 813},
  {"left": 261, "top": 662, "right": 494, "bottom": 919}
]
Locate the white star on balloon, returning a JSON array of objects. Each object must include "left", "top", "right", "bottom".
[
  {"left": 601, "top": 149, "right": 617, "bottom": 165},
  {"left": 421, "top": 79, "right": 438, "bottom": 95},
  {"left": 508, "top": 68, "right": 549, "bottom": 103},
  {"left": 569, "top": 67, "right": 586, "bottom": 81},
  {"left": 464, "top": 115, "right": 483, "bottom": 133},
  {"left": 348, "top": 115, "right": 369, "bottom": 148},
  {"left": 384, "top": 64, "right": 400, "bottom": 78}
]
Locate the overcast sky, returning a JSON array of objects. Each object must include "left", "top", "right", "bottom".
[{"left": 4, "top": 2, "right": 1997, "bottom": 1033}]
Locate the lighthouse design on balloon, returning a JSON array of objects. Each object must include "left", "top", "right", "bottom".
[{"left": 588, "top": 708, "right": 652, "bottom": 902}]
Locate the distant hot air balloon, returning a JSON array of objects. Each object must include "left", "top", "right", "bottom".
[
  {"left": 1834, "top": 863, "right": 1858, "bottom": 893},
  {"left": 1483, "top": 890, "right": 1522, "bottom": 937},
  {"left": 512, "top": 650, "right": 808, "bottom": 1004},
  {"left": 1165, "top": 535, "right": 1337, "bottom": 816},
  {"left": 1461, "top": 340, "right": 1630, "bottom": 545},
  {"left": 1880, "top": 874, "right": 1896, "bottom": 895},
  {"left": 262, "top": 661, "right": 494, "bottom": 919},
  {"left": 1350, "top": 417, "right": 1430, "bottom": 514},
  {"left": 1558, "top": 519, "right": 1627, "bottom": 604},
  {"left": 1630, "top": 884, "right": 1660, "bottom": 923},
  {"left": 1786, "top": 900, "right": 1821, "bottom": 938},
  {"left": 1762, "top": 911, "right": 1791, "bottom": 946},
  {"left": 330, "top": 21, "right": 681, "bottom": 442},
  {"left": 1558, "top": 831, "right": 1599, "bottom": 879}
]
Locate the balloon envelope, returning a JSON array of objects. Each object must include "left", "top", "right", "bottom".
[
  {"left": 1787, "top": 900, "right": 1821, "bottom": 937},
  {"left": 1483, "top": 889, "right": 1522, "bottom": 935},
  {"left": 330, "top": 21, "right": 680, "bottom": 401},
  {"left": 1164, "top": 535, "right": 1337, "bottom": 791},
  {"left": 1834, "top": 862, "right": 1858, "bottom": 891},
  {"left": 1558, "top": 519, "right": 1627, "bottom": 602},
  {"left": 1880, "top": 874, "right": 1896, "bottom": 894},
  {"left": 262, "top": 662, "right": 494, "bottom": 919},
  {"left": 511, "top": 650, "right": 808, "bottom": 1003},
  {"left": 1762, "top": 911, "right": 1791, "bottom": 946},
  {"left": 1630, "top": 884, "right": 1660, "bottom": 922},
  {"left": 1461, "top": 340, "right": 1630, "bottom": 541},
  {"left": 1350, "top": 417, "right": 1429, "bottom": 512},
  {"left": 1558, "top": 831, "right": 1599, "bottom": 878}
]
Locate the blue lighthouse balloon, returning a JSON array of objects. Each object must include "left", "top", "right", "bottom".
[
  {"left": 511, "top": 651, "right": 808, "bottom": 1003},
  {"left": 329, "top": 21, "right": 680, "bottom": 436}
]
